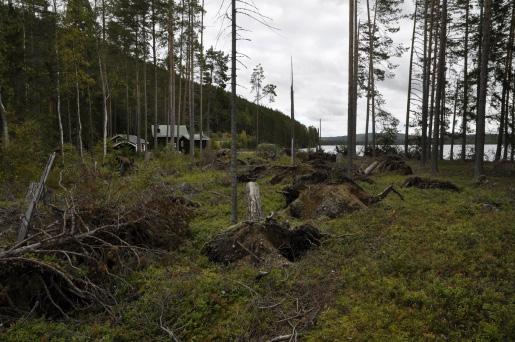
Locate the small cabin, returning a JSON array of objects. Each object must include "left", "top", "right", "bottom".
[
  {"left": 151, "top": 125, "right": 210, "bottom": 154},
  {"left": 111, "top": 134, "right": 148, "bottom": 153}
]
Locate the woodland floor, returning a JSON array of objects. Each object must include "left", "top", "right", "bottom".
[{"left": 0, "top": 152, "right": 514, "bottom": 341}]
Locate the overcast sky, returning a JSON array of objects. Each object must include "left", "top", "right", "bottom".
[{"left": 202, "top": 0, "right": 417, "bottom": 137}]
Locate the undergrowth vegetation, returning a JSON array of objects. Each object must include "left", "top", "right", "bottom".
[{"left": 0, "top": 151, "right": 514, "bottom": 341}]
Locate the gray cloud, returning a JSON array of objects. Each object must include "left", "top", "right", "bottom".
[{"left": 204, "top": 0, "right": 415, "bottom": 136}]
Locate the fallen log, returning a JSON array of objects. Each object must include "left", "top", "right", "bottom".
[
  {"left": 364, "top": 161, "right": 380, "bottom": 176},
  {"left": 18, "top": 152, "right": 56, "bottom": 243}
]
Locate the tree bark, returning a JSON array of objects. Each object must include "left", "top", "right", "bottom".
[
  {"left": 475, "top": 0, "right": 492, "bottom": 179},
  {"left": 347, "top": 0, "right": 356, "bottom": 177},
  {"left": 461, "top": 0, "right": 470, "bottom": 160},
  {"left": 74, "top": 65, "right": 84, "bottom": 160},
  {"left": 246, "top": 182, "right": 263, "bottom": 222},
  {"left": 52, "top": 0, "right": 64, "bottom": 160},
  {"left": 291, "top": 57, "right": 296, "bottom": 165},
  {"left": 405, "top": 0, "right": 418, "bottom": 155},
  {"left": 189, "top": 0, "right": 194, "bottom": 159},
  {"left": 231, "top": 0, "right": 238, "bottom": 224},
  {"left": 431, "top": 0, "right": 447, "bottom": 175},
  {"left": 450, "top": 79, "right": 459, "bottom": 161},
  {"left": 199, "top": 0, "right": 205, "bottom": 155},
  {"left": 0, "top": 88, "right": 8, "bottom": 149},
  {"left": 421, "top": 0, "right": 435, "bottom": 165},
  {"left": 498, "top": 4, "right": 514, "bottom": 161},
  {"left": 169, "top": 0, "right": 176, "bottom": 151},
  {"left": 152, "top": 0, "right": 158, "bottom": 149}
]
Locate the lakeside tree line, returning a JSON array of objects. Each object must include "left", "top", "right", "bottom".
[
  {"left": 347, "top": 0, "right": 514, "bottom": 178},
  {"left": 0, "top": 0, "right": 319, "bottom": 160}
]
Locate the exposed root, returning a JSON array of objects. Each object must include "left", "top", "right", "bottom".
[
  {"left": 403, "top": 176, "right": 460, "bottom": 192},
  {"left": 202, "top": 217, "right": 322, "bottom": 265}
]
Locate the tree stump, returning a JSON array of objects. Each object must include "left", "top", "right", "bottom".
[{"left": 246, "top": 182, "right": 263, "bottom": 222}]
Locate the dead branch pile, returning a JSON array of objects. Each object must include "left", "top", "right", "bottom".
[
  {"left": 403, "top": 176, "right": 460, "bottom": 192},
  {"left": 202, "top": 217, "right": 322, "bottom": 265},
  {"left": 0, "top": 184, "right": 197, "bottom": 323}
]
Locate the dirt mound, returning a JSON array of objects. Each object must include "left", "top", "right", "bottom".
[
  {"left": 289, "top": 183, "right": 372, "bottom": 219},
  {"left": 403, "top": 177, "right": 460, "bottom": 192},
  {"left": 203, "top": 217, "right": 322, "bottom": 265}
]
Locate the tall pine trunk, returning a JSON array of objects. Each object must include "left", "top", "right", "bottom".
[
  {"left": 421, "top": 0, "right": 435, "bottom": 165},
  {"left": 199, "top": 0, "right": 205, "bottom": 155},
  {"left": 475, "top": 0, "right": 492, "bottom": 179},
  {"left": 347, "top": 0, "right": 356, "bottom": 176},
  {"left": 152, "top": 0, "right": 158, "bottom": 149},
  {"left": 450, "top": 79, "right": 459, "bottom": 161},
  {"left": 431, "top": 0, "right": 447, "bottom": 174},
  {"left": 52, "top": 0, "right": 64, "bottom": 160},
  {"left": 169, "top": 0, "right": 176, "bottom": 150},
  {"left": 230, "top": 0, "right": 238, "bottom": 223},
  {"left": 461, "top": 0, "right": 470, "bottom": 160},
  {"left": 405, "top": 0, "right": 418, "bottom": 155},
  {"left": 74, "top": 65, "right": 84, "bottom": 160}
]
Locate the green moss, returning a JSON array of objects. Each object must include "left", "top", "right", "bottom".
[{"left": 1, "top": 157, "right": 514, "bottom": 340}]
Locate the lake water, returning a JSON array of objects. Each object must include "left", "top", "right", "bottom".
[{"left": 316, "top": 144, "right": 506, "bottom": 162}]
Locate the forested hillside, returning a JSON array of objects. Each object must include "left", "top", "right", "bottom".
[{"left": 0, "top": 1, "right": 317, "bottom": 154}]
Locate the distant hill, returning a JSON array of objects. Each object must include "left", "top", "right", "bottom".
[{"left": 321, "top": 134, "right": 499, "bottom": 146}]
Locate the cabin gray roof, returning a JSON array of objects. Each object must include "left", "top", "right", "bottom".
[{"left": 151, "top": 125, "right": 210, "bottom": 141}]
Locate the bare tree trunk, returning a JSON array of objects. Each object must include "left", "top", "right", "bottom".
[
  {"left": 52, "top": 0, "right": 64, "bottom": 160},
  {"left": 87, "top": 85, "right": 94, "bottom": 146},
  {"left": 291, "top": 57, "right": 296, "bottom": 165},
  {"left": 347, "top": 0, "right": 356, "bottom": 177},
  {"left": 475, "top": 0, "right": 492, "bottom": 179},
  {"left": 450, "top": 79, "right": 459, "bottom": 161},
  {"left": 405, "top": 0, "right": 418, "bottom": 155},
  {"left": 177, "top": 0, "right": 186, "bottom": 151},
  {"left": 231, "top": 0, "right": 238, "bottom": 224},
  {"left": 99, "top": 54, "right": 108, "bottom": 159},
  {"left": 439, "top": 71, "right": 446, "bottom": 161},
  {"left": 189, "top": 0, "right": 195, "bottom": 159},
  {"left": 461, "top": 0, "right": 470, "bottom": 160},
  {"left": 370, "top": 3, "right": 378, "bottom": 156},
  {"left": 199, "top": 0, "right": 205, "bottom": 156},
  {"left": 136, "top": 64, "right": 141, "bottom": 153},
  {"left": 0, "top": 88, "right": 9, "bottom": 149},
  {"left": 151, "top": 0, "right": 158, "bottom": 149},
  {"left": 74, "top": 66, "right": 84, "bottom": 160},
  {"left": 126, "top": 66, "right": 130, "bottom": 140},
  {"left": 431, "top": 0, "right": 447, "bottom": 175},
  {"left": 421, "top": 0, "right": 435, "bottom": 165},
  {"left": 498, "top": 5, "right": 514, "bottom": 161},
  {"left": 428, "top": 11, "right": 439, "bottom": 159},
  {"left": 143, "top": 41, "right": 148, "bottom": 153},
  {"left": 169, "top": 0, "right": 176, "bottom": 151}
]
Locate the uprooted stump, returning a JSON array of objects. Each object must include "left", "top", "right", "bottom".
[
  {"left": 288, "top": 183, "right": 403, "bottom": 220},
  {"left": 237, "top": 165, "right": 268, "bottom": 183},
  {"left": 362, "top": 155, "right": 413, "bottom": 176},
  {"left": 280, "top": 169, "right": 404, "bottom": 219},
  {"left": 403, "top": 176, "right": 460, "bottom": 192},
  {"left": 202, "top": 217, "right": 322, "bottom": 265}
]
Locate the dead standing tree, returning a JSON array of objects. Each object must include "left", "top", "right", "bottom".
[{"left": 214, "top": 0, "right": 276, "bottom": 223}]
